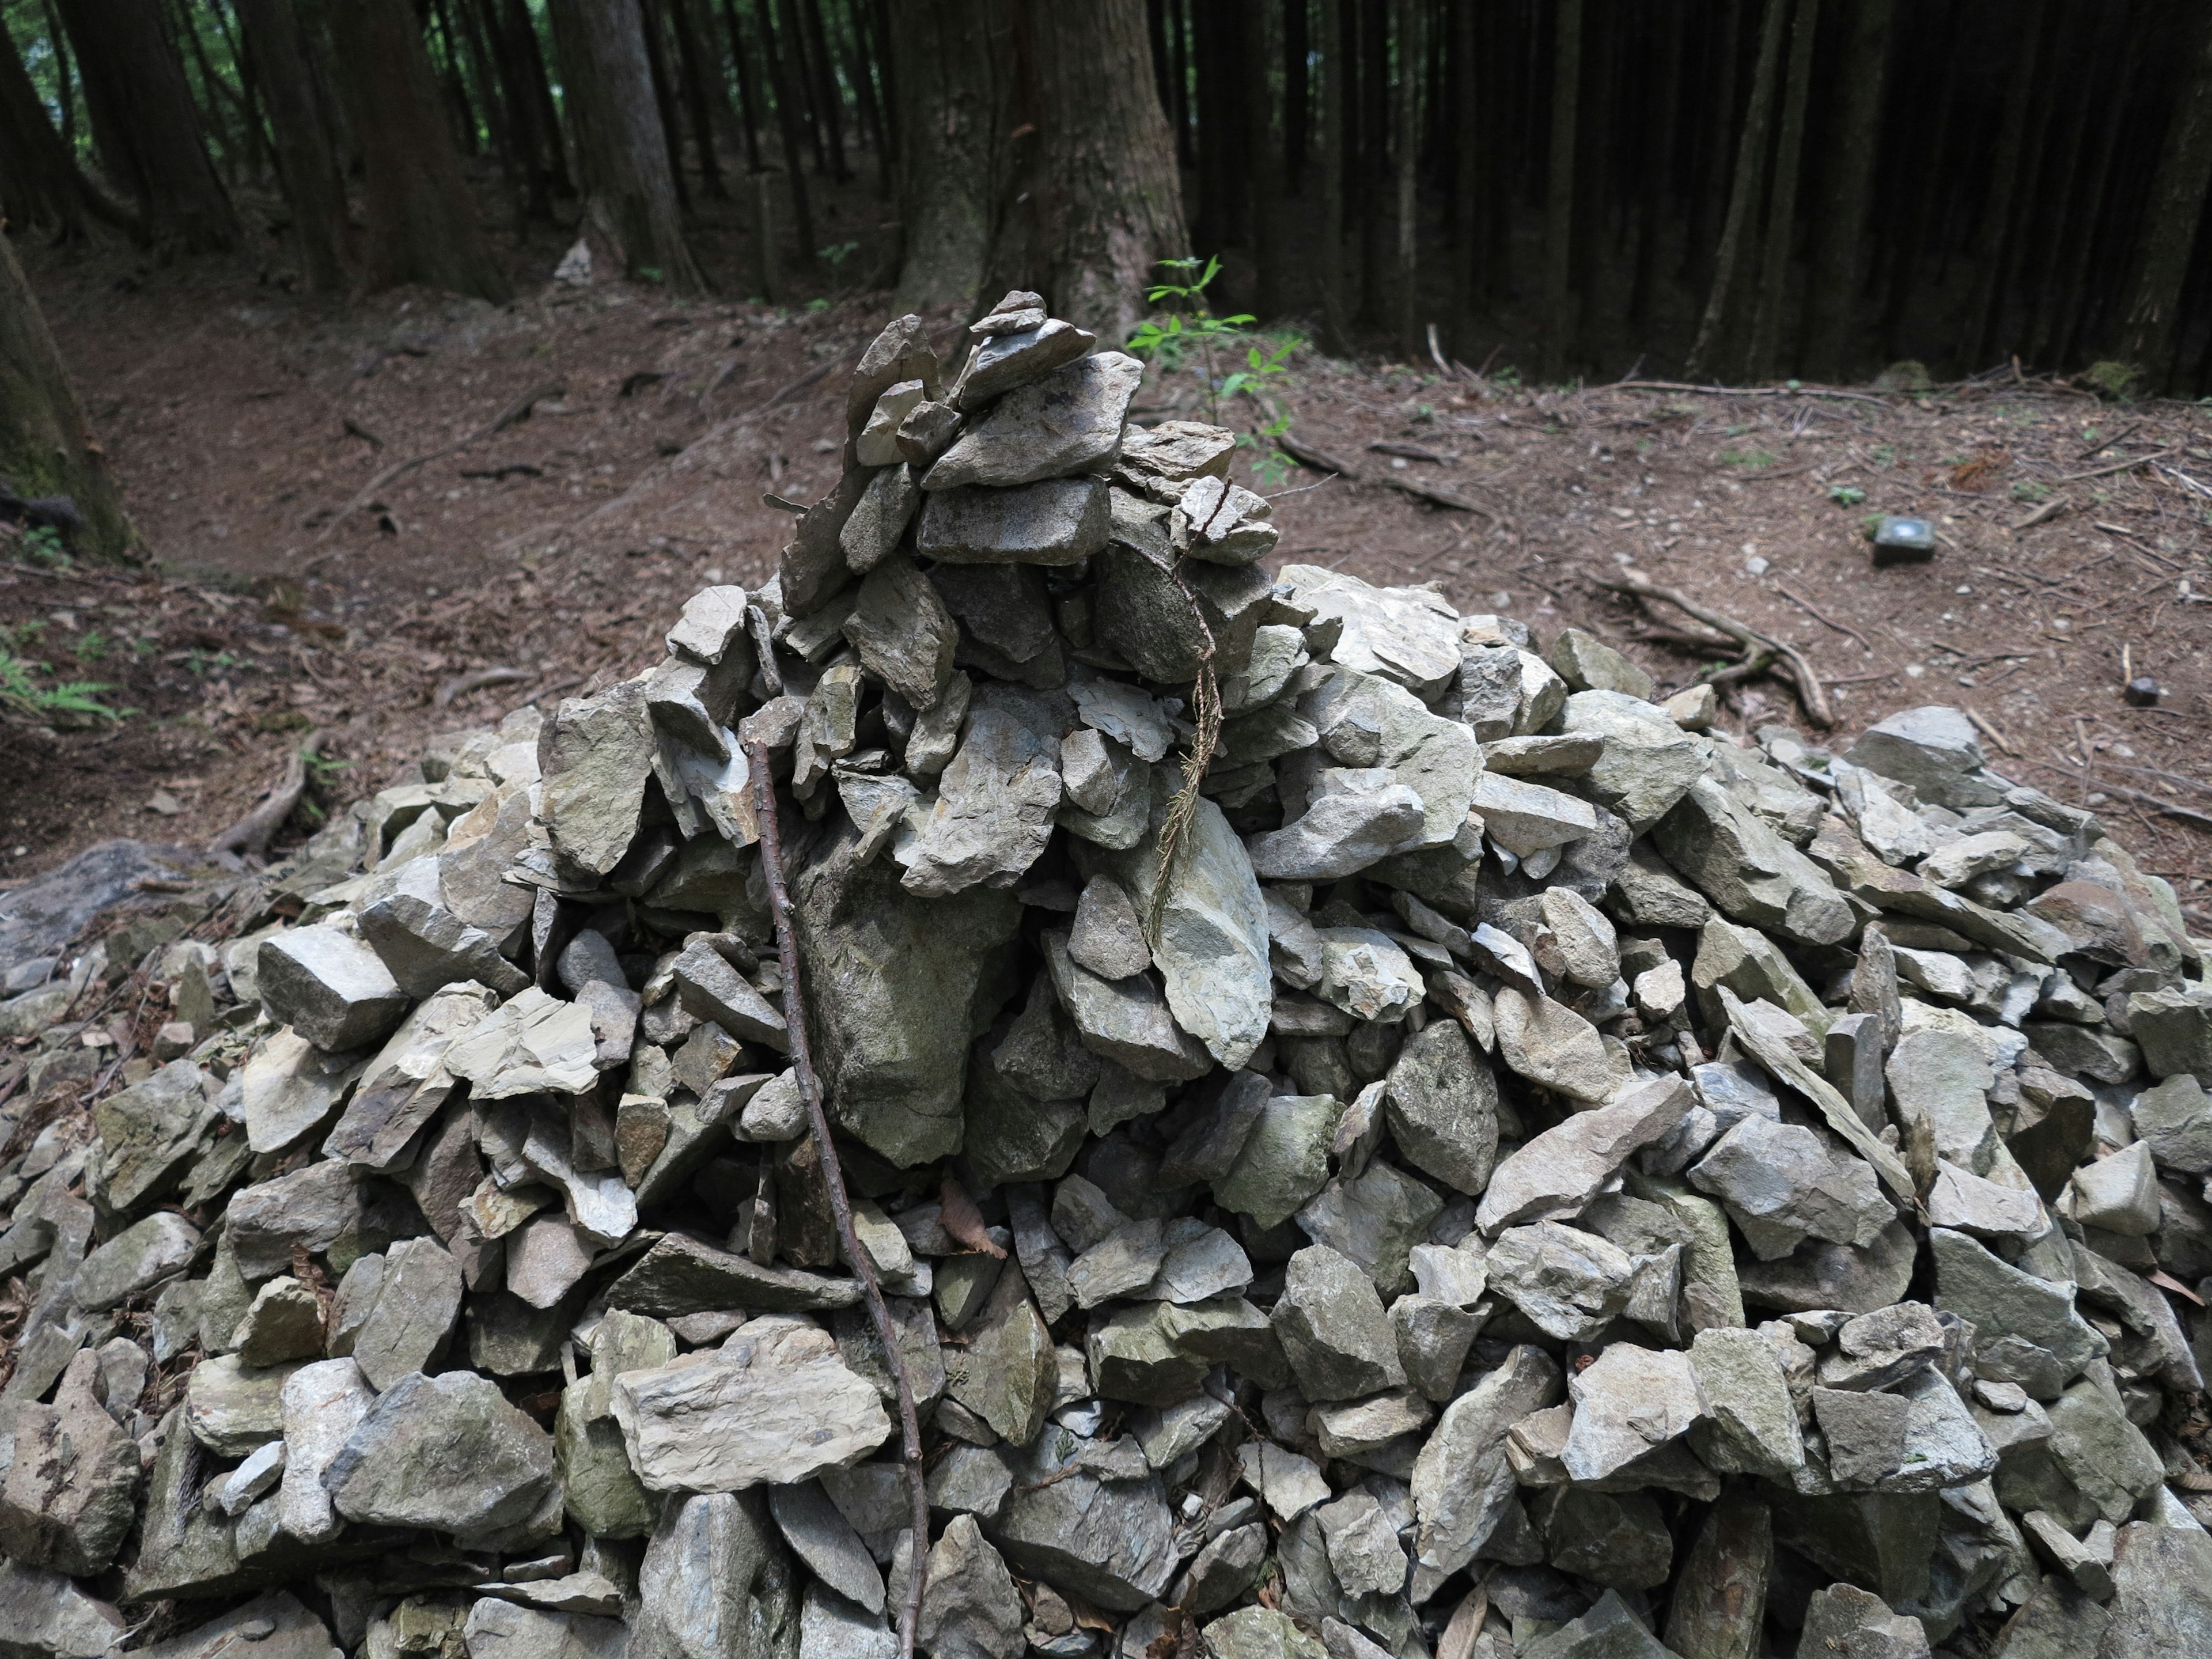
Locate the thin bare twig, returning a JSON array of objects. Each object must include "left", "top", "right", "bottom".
[
  {"left": 207, "top": 730, "right": 324, "bottom": 858},
  {"left": 744, "top": 739, "right": 927, "bottom": 1659},
  {"left": 1586, "top": 567, "right": 1834, "bottom": 728},
  {"left": 302, "top": 380, "right": 565, "bottom": 570},
  {"left": 1774, "top": 579, "right": 1873, "bottom": 654},
  {"left": 1278, "top": 432, "right": 1501, "bottom": 520}
]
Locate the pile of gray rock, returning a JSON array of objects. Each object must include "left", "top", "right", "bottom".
[{"left": 1, "top": 297, "right": 2209, "bottom": 1659}]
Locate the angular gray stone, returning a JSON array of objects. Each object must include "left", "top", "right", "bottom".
[
  {"left": 1477, "top": 1074, "right": 1691, "bottom": 1233},
  {"left": 1656, "top": 777, "right": 1853, "bottom": 946},
  {"left": 918, "top": 1513, "right": 1024, "bottom": 1659},
  {"left": 256, "top": 925, "right": 412, "bottom": 1054},
  {"left": 352, "top": 1235, "right": 463, "bottom": 1389},
  {"left": 2099, "top": 1523, "right": 2212, "bottom": 1656},
  {"left": 1491, "top": 987, "right": 1618, "bottom": 1103},
  {"left": 73, "top": 1210, "right": 199, "bottom": 1312},
  {"left": 359, "top": 857, "right": 531, "bottom": 1001},
  {"left": 1173, "top": 1521, "right": 1268, "bottom": 1615},
  {"left": 994, "top": 1452, "right": 1176, "bottom": 1612},
  {"left": 241, "top": 1028, "right": 366, "bottom": 1157},
  {"left": 0, "top": 1353, "right": 139, "bottom": 1575},
  {"left": 1846, "top": 706, "right": 1995, "bottom": 810},
  {"left": 1689, "top": 1116, "right": 1893, "bottom": 1260},
  {"left": 1383, "top": 1019, "right": 1500, "bottom": 1194},
  {"left": 631, "top": 1489, "right": 788, "bottom": 1659},
  {"left": 1271, "top": 1244, "right": 1407, "bottom": 1400},
  {"left": 1485, "top": 1222, "right": 1637, "bottom": 1342},
  {"left": 1245, "top": 780, "right": 1429, "bottom": 882},
  {"left": 1796, "top": 1584, "right": 1931, "bottom": 1659},
  {"left": 0, "top": 1560, "right": 125, "bottom": 1659},
  {"left": 1111, "top": 798, "right": 1272, "bottom": 1070},
  {"left": 771, "top": 1481, "right": 887, "bottom": 1614},
  {"left": 844, "top": 552, "right": 959, "bottom": 711},
  {"left": 1930, "top": 1228, "right": 2106, "bottom": 1392},
  {"left": 1069, "top": 876, "right": 1149, "bottom": 980},
  {"left": 1390, "top": 1294, "right": 1479, "bottom": 1402},
  {"left": 1295, "top": 1160, "right": 1442, "bottom": 1293},
  {"left": 326, "top": 1369, "right": 555, "bottom": 1535},
  {"left": 277, "top": 1357, "right": 373, "bottom": 1544},
  {"left": 539, "top": 679, "right": 657, "bottom": 876},
  {"left": 1316, "top": 1490, "right": 1406, "bottom": 1596},
  {"left": 233, "top": 1276, "right": 325, "bottom": 1367},
  {"left": 918, "top": 478, "right": 1111, "bottom": 566},
  {"left": 1044, "top": 934, "right": 1210, "bottom": 1084},
  {"left": 2129, "top": 1071, "right": 2212, "bottom": 1172},
  {"left": 898, "top": 687, "right": 1062, "bottom": 897},
  {"left": 1409, "top": 1345, "right": 1562, "bottom": 1594},
  {"left": 613, "top": 1316, "right": 891, "bottom": 1490},
  {"left": 926, "top": 351, "right": 1143, "bottom": 490},
  {"left": 1562, "top": 1342, "right": 1706, "bottom": 1482},
  {"left": 1688, "top": 1327, "right": 1805, "bottom": 1479}
]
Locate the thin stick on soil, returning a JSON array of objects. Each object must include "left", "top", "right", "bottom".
[
  {"left": 207, "top": 730, "right": 324, "bottom": 859},
  {"left": 744, "top": 738, "right": 928, "bottom": 1659},
  {"left": 1587, "top": 567, "right": 1835, "bottom": 728},
  {"left": 1773, "top": 579, "right": 1873, "bottom": 655},
  {"left": 302, "top": 379, "right": 566, "bottom": 569}
]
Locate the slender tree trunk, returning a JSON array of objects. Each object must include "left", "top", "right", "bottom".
[
  {"left": 1801, "top": 0, "right": 1893, "bottom": 380},
  {"left": 1451, "top": 0, "right": 1481, "bottom": 334},
  {"left": 799, "top": 0, "right": 849, "bottom": 184},
  {"left": 40, "top": 0, "right": 74, "bottom": 155},
  {"left": 58, "top": 0, "right": 237, "bottom": 254},
  {"left": 0, "top": 20, "right": 131, "bottom": 242},
  {"left": 207, "top": 2, "right": 276, "bottom": 184},
  {"left": 1540, "top": 0, "right": 1581, "bottom": 378},
  {"left": 1316, "top": 0, "right": 1349, "bottom": 350},
  {"left": 1392, "top": 0, "right": 1421, "bottom": 352},
  {"left": 235, "top": 0, "right": 353, "bottom": 291},
  {"left": 1746, "top": 0, "right": 1816, "bottom": 378},
  {"left": 889, "top": 0, "right": 1012, "bottom": 310},
  {"left": 2121, "top": 0, "right": 2212, "bottom": 389},
  {"left": 1247, "top": 0, "right": 1281, "bottom": 316},
  {"left": 548, "top": 0, "right": 706, "bottom": 291},
  {"left": 446, "top": 0, "right": 522, "bottom": 219},
  {"left": 1876, "top": 2, "right": 1957, "bottom": 359},
  {"left": 843, "top": 0, "right": 891, "bottom": 195},
  {"left": 1168, "top": 0, "right": 1194, "bottom": 167},
  {"left": 718, "top": 0, "right": 764, "bottom": 175},
  {"left": 1192, "top": 0, "right": 1251, "bottom": 263},
  {"left": 2017, "top": 13, "right": 2101, "bottom": 368},
  {"left": 1628, "top": 1, "right": 1684, "bottom": 334},
  {"left": 1356, "top": 0, "right": 1389, "bottom": 327},
  {"left": 1029, "top": 0, "right": 1188, "bottom": 340},
  {"left": 329, "top": 0, "right": 510, "bottom": 301},
  {"left": 478, "top": 0, "right": 550, "bottom": 219},
  {"left": 0, "top": 234, "right": 131, "bottom": 555},
  {"left": 505, "top": 0, "right": 573, "bottom": 199},
  {"left": 1685, "top": 0, "right": 1785, "bottom": 378},
  {"left": 168, "top": 0, "right": 240, "bottom": 185},
  {"left": 426, "top": 0, "right": 480, "bottom": 156},
  {"left": 756, "top": 0, "right": 820, "bottom": 275},
  {"left": 672, "top": 0, "right": 740, "bottom": 198},
  {"left": 1283, "top": 0, "right": 1309, "bottom": 194}
]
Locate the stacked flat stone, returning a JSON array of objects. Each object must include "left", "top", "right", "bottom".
[{"left": 3, "top": 299, "right": 2211, "bottom": 1658}]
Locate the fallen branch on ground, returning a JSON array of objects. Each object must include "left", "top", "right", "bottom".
[
  {"left": 745, "top": 738, "right": 929, "bottom": 1659},
  {"left": 1587, "top": 568, "right": 1834, "bottom": 728},
  {"left": 1773, "top": 579, "right": 1873, "bottom": 655},
  {"left": 208, "top": 730, "right": 324, "bottom": 859},
  {"left": 434, "top": 665, "right": 533, "bottom": 707},
  {"left": 302, "top": 380, "right": 565, "bottom": 571},
  {"left": 1278, "top": 432, "right": 1500, "bottom": 520}
]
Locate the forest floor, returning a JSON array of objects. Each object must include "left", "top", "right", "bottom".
[{"left": 5, "top": 229, "right": 2211, "bottom": 919}]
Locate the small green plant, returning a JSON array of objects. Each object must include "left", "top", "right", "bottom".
[
  {"left": 302, "top": 747, "right": 354, "bottom": 787},
  {"left": 2011, "top": 480, "right": 2051, "bottom": 503},
  {"left": 2080, "top": 361, "right": 2137, "bottom": 401},
  {"left": 805, "top": 298, "right": 831, "bottom": 313},
  {"left": 73, "top": 630, "right": 107, "bottom": 662},
  {"left": 184, "top": 649, "right": 240, "bottom": 676},
  {"left": 819, "top": 241, "right": 859, "bottom": 268},
  {"left": 1828, "top": 484, "right": 1867, "bottom": 506},
  {"left": 1491, "top": 365, "right": 1523, "bottom": 389},
  {"left": 1871, "top": 443, "right": 1897, "bottom": 467},
  {"left": 0, "top": 643, "right": 127, "bottom": 724},
  {"left": 635, "top": 265, "right": 664, "bottom": 283},
  {"left": 16, "top": 524, "right": 69, "bottom": 568},
  {"left": 1718, "top": 448, "right": 1778, "bottom": 469},
  {"left": 1127, "top": 256, "right": 1303, "bottom": 482}
]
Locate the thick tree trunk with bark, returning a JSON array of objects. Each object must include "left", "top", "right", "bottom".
[
  {"left": 2122, "top": 1, "right": 2212, "bottom": 389},
  {"left": 0, "top": 236, "right": 131, "bottom": 556},
  {"left": 1801, "top": 0, "right": 1893, "bottom": 380},
  {"left": 890, "top": 0, "right": 1014, "bottom": 312},
  {"left": 1030, "top": 0, "right": 1188, "bottom": 340},
  {"left": 236, "top": 0, "right": 353, "bottom": 292},
  {"left": 329, "top": 0, "right": 511, "bottom": 302},
  {"left": 1391, "top": 0, "right": 1420, "bottom": 351},
  {"left": 548, "top": 0, "right": 707, "bottom": 294},
  {"left": 57, "top": 0, "right": 237, "bottom": 254},
  {"left": 754, "top": 0, "right": 819, "bottom": 279},
  {"left": 1316, "top": 0, "right": 1349, "bottom": 350}
]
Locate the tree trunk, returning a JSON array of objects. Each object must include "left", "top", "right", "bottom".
[
  {"left": 889, "top": 0, "right": 1013, "bottom": 310},
  {"left": 1192, "top": 0, "right": 1251, "bottom": 263},
  {"left": 58, "top": 0, "right": 238, "bottom": 253},
  {"left": 501, "top": 0, "right": 573, "bottom": 203},
  {"left": 1800, "top": 0, "right": 1892, "bottom": 380},
  {"left": 1627, "top": 2, "right": 1684, "bottom": 334},
  {"left": 636, "top": 0, "right": 692, "bottom": 213},
  {"left": 547, "top": 0, "right": 706, "bottom": 293},
  {"left": 1356, "top": 0, "right": 1388, "bottom": 327},
  {"left": 1392, "top": 0, "right": 1421, "bottom": 352},
  {"left": 1540, "top": 0, "right": 1581, "bottom": 378},
  {"left": 717, "top": 0, "right": 764, "bottom": 175},
  {"left": 775, "top": 0, "right": 826, "bottom": 180},
  {"left": 799, "top": 0, "right": 849, "bottom": 184},
  {"left": 1029, "top": 0, "right": 1188, "bottom": 340},
  {"left": 169, "top": 0, "right": 241, "bottom": 185},
  {"left": 843, "top": 0, "right": 892, "bottom": 195},
  {"left": 2048, "top": 36, "right": 2135, "bottom": 370},
  {"left": 2120, "top": 0, "right": 2212, "bottom": 389},
  {"left": 235, "top": 0, "right": 353, "bottom": 292},
  {"left": 40, "top": 0, "right": 74, "bottom": 154},
  {"left": 1451, "top": 0, "right": 1481, "bottom": 332},
  {"left": 1316, "top": 0, "right": 1349, "bottom": 349},
  {"left": 755, "top": 0, "right": 819, "bottom": 276},
  {"left": 446, "top": 0, "right": 523, "bottom": 219},
  {"left": 1168, "top": 0, "right": 1194, "bottom": 166},
  {"left": 1283, "top": 0, "right": 1309, "bottom": 194},
  {"left": 1685, "top": 0, "right": 1741, "bottom": 296},
  {"left": 0, "top": 235, "right": 131, "bottom": 556},
  {"left": 329, "top": 0, "right": 510, "bottom": 301},
  {"left": 1745, "top": 0, "right": 1817, "bottom": 379},
  {"left": 1684, "top": 0, "right": 1785, "bottom": 378},
  {"left": 666, "top": 0, "right": 728, "bottom": 200},
  {"left": 206, "top": 1, "right": 276, "bottom": 185},
  {"left": 0, "top": 20, "right": 130, "bottom": 243}
]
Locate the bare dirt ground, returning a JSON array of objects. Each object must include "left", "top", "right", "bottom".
[{"left": 4, "top": 223, "right": 2209, "bottom": 922}]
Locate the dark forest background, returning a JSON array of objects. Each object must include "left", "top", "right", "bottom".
[{"left": 4, "top": 0, "right": 2212, "bottom": 407}]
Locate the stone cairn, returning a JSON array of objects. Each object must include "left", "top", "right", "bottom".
[{"left": 1, "top": 295, "right": 2210, "bottom": 1659}]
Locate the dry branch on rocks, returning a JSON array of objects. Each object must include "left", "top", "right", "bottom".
[{"left": 4, "top": 300, "right": 2212, "bottom": 1659}]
